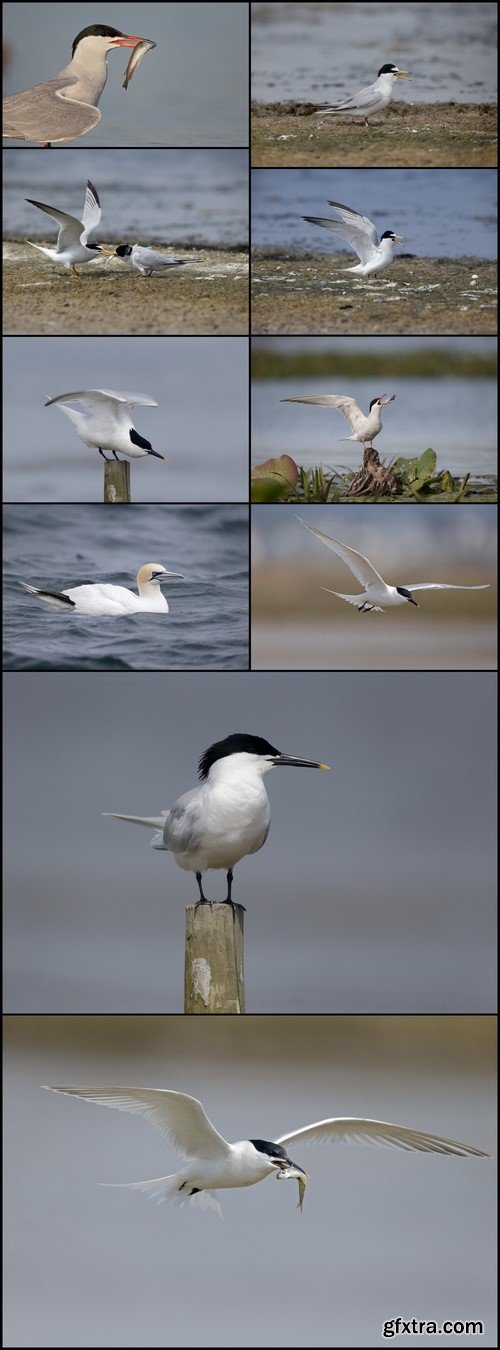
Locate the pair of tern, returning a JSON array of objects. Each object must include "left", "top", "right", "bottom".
[
  {"left": 26, "top": 179, "right": 192, "bottom": 277},
  {"left": 21, "top": 565, "right": 184, "bottom": 617},
  {"left": 317, "top": 63, "right": 410, "bottom": 127},
  {"left": 297, "top": 517, "right": 490, "bottom": 613},
  {"left": 44, "top": 1085, "right": 487, "bottom": 1218},
  {"left": 303, "top": 199, "right": 404, "bottom": 277},
  {"left": 3, "top": 24, "right": 156, "bottom": 146}
]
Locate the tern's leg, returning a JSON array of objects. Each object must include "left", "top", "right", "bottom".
[
  {"left": 43, "top": 142, "right": 52, "bottom": 149},
  {"left": 68, "top": 266, "right": 79, "bottom": 276},
  {"left": 223, "top": 869, "right": 246, "bottom": 910},
  {"left": 98, "top": 447, "right": 112, "bottom": 463},
  {"left": 112, "top": 451, "right": 122, "bottom": 461},
  {"left": 195, "top": 871, "right": 210, "bottom": 905}
]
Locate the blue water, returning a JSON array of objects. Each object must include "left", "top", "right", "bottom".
[
  {"left": 3, "top": 504, "right": 249, "bottom": 670},
  {"left": 252, "top": 1, "right": 498, "bottom": 105},
  {"left": 3, "top": 1, "right": 248, "bottom": 146},
  {"left": 251, "top": 168, "right": 498, "bottom": 259},
  {"left": 3, "top": 147, "right": 249, "bottom": 247}
]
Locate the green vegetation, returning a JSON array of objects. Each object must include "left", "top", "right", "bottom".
[
  {"left": 251, "top": 347, "right": 496, "bottom": 381},
  {"left": 251, "top": 451, "right": 497, "bottom": 504}
]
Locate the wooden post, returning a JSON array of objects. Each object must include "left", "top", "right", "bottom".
[
  {"left": 104, "top": 460, "right": 131, "bottom": 503},
  {"left": 184, "top": 904, "right": 245, "bottom": 1014}
]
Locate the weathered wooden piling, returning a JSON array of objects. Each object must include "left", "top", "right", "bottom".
[
  {"left": 184, "top": 904, "right": 245, "bottom": 1014},
  {"left": 104, "top": 460, "right": 131, "bottom": 503}
]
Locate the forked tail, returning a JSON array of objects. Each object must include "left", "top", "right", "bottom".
[{"left": 101, "top": 1173, "right": 222, "bottom": 1217}]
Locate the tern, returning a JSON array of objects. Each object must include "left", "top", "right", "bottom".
[
  {"left": 45, "top": 390, "right": 167, "bottom": 463},
  {"left": 302, "top": 199, "right": 404, "bottom": 277},
  {"left": 26, "top": 180, "right": 103, "bottom": 275},
  {"left": 281, "top": 393, "right": 395, "bottom": 448},
  {"left": 317, "top": 63, "right": 410, "bottom": 127},
  {"left": 20, "top": 564, "right": 184, "bottom": 617},
  {"left": 297, "top": 517, "right": 490, "bottom": 613},
  {"left": 104, "top": 732, "right": 330, "bottom": 905},
  {"left": 44, "top": 1086, "right": 488, "bottom": 1220},
  {"left": 3, "top": 24, "right": 153, "bottom": 147},
  {"left": 110, "top": 244, "right": 195, "bottom": 277}
]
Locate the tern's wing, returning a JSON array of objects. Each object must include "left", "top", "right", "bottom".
[
  {"left": 327, "top": 81, "right": 385, "bottom": 114},
  {"left": 44, "top": 1087, "right": 231, "bottom": 1160},
  {"left": 133, "top": 247, "right": 186, "bottom": 268},
  {"left": 80, "top": 180, "right": 101, "bottom": 243},
  {"left": 276, "top": 1117, "right": 488, "bottom": 1156},
  {"left": 25, "top": 197, "right": 85, "bottom": 252},
  {"left": 163, "top": 789, "right": 205, "bottom": 855},
  {"left": 403, "top": 583, "right": 490, "bottom": 593},
  {"left": 296, "top": 517, "right": 385, "bottom": 587},
  {"left": 303, "top": 199, "right": 378, "bottom": 263},
  {"left": 282, "top": 394, "right": 363, "bottom": 432},
  {"left": 3, "top": 77, "right": 101, "bottom": 143},
  {"left": 45, "top": 390, "right": 157, "bottom": 412}
]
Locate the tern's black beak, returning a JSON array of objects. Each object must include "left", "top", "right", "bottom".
[
  {"left": 273, "top": 754, "right": 330, "bottom": 770},
  {"left": 408, "top": 596, "right": 419, "bottom": 607}
]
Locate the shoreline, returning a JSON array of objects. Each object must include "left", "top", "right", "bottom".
[{"left": 251, "top": 101, "right": 497, "bottom": 167}]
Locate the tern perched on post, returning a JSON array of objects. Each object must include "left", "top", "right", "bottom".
[
  {"left": 44, "top": 1086, "right": 488, "bottom": 1219},
  {"left": 45, "top": 389, "right": 166, "bottom": 464},
  {"left": 3, "top": 24, "right": 155, "bottom": 147},
  {"left": 104, "top": 732, "right": 330, "bottom": 906},
  {"left": 26, "top": 180, "right": 103, "bottom": 275},
  {"left": 281, "top": 393, "right": 395, "bottom": 449},
  {"left": 20, "top": 564, "right": 184, "bottom": 617},
  {"left": 303, "top": 199, "right": 404, "bottom": 277},
  {"left": 110, "top": 244, "right": 195, "bottom": 277},
  {"left": 317, "top": 63, "right": 410, "bottom": 127},
  {"left": 297, "top": 517, "right": 490, "bottom": 614}
]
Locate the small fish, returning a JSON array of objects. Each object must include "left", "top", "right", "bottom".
[
  {"left": 122, "top": 39, "right": 157, "bottom": 91},
  {"left": 276, "top": 1165, "right": 309, "bottom": 1212}
]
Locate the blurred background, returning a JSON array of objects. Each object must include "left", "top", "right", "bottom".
[
  {"left": 3, "top": 504, "right": 249, "bottom": 671},
  {"left": 3, "top": 2, "right": 248, "bottom": 145},
  {"left": 251, "top": 504, "right": 496, "bottom": 669},
  {"left": 251, "top": 336, "right": 497, "bottom": 483},
  {"left": 251, "top": 1, "right": 498, "bottom": 106},
  {"left": 3, "top": 337, "right": 248, "bottom": 502},
  {"left": 4, "top": 671, "right": 496, "bottom": 1012},
  {"left": 4, "top": 1014, "right": 496, "bottom": 1348},
  {"left": 251, "top": 168, "right": 497, "bottom": 258}
]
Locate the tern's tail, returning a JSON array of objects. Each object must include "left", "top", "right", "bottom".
[
  {"left": 321, "top": 587, "right": 383, "bottom": 613},
  {"left": 101, "top": 1173, "right": 222, "bottom": 1217},
  {"left": 25, "top": 240, "right": 46, "bottom": 254},
  {"left": 102, "top": 811, "right": 169, "bottom": 850}
]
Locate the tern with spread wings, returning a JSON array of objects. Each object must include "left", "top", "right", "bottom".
[
  {"left": 303, "top": 199, "right": 404, "bottom": 277},
  {"left": 26, "top": 180, "right": 103, "bottom": 275},
  {"left": 281, "top": 393, "right": 395, "bottom": 447},
  {"left": 45, "top": 389, "right": 166, "bottom": 463}
]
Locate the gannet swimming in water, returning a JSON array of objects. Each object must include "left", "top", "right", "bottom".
[
  {"left": 110, "top": 244, "right": 195, "bottom": 277},
  {"left": 297, "top": 517, "right": 491, "bottom": 614},
  {"left": 26, "top": 180, "right": 102, "bottom": 275},
  {"left": 281, "top": 393, "right": 395, "bottom": 447},
  {"left": 302, "top": 199, "right": 404, "bottom": 277},
  {"left": 20, "top": 564, "right": 184, "bottom": 616},
  {"left": 317, "top": 64, "right": 410, "bottom": 127},
  {"left": 44, "top": 389, "right": 166, "bottom": 463},
  {"left": 104, "top": 732, "right": 329, "bottom": 905},
  {"left": 44, "top": 1085, "right": 488, "bottom": 1219},
  {"left": 3, "top": 24, "right": 154, "bottom": 147}
]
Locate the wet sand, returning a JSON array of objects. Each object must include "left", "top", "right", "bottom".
[
  {"left": 251, "top": 101, "right": 497, "bottom": 168},
  {"left": 3, "top": 243, "right": 249, "bottom": 336},
  {"left": 251, "top": 253, "right": 497, "bottom": 335}
]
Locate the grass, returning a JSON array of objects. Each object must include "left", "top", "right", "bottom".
[
  {"left": 251, "top": 451, "right": 497, "bottom": 504},
  {"left": 251, "top": 347, "right": 497, "bottom": 381},
  {"left": 251, "top": 101, "right": 497, "bottom": 167}
]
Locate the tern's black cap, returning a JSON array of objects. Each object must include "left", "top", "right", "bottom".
[
  {"left": 115, "top": 244, "right": 133, "bottom": 258},
  {"left": 198, "top": 734, "right": 280, "bottom": 780},
  {"left": 250, "top": 1139, "right": 289, "bottom": 1160},
  {"left": 380, "top": 230, "right": 397, "bottom": 240},
  {"left": 378, "top": 63, "right": 398, "bottom": 76},
  {"left": 72, "top": 25, "right": 124, "bottom": 57}
]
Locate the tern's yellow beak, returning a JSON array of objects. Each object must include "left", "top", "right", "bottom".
[
  {"left": 395, "top": 69, "right": 410, "bottom": 79},
  {"left": 318, "top": 763, "right": 330, "bottom": 771},
  {"left": 99, "top": 247, "right": 117, "bottom": 256}
]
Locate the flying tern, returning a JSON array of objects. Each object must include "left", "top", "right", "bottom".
[
  {"left": 104, "top": 732, "right": 329, "bottom": 906},
  {"left": 110, "top": 244, "right": 195, "bottom": 277},
  {"left": 45, "top": 390, "right": 166, "bottom": 463},
  {"left": 20, "top": 564, "right": 184, "bottom": 617},
  {"left": 281, "top": 393, "right": 395, "bottom": 447},
  {"left": 303, "top": 199, "right": 404, "bottom": 277},
  {"left": 3, "top": 24, "right": 155, "bottom": 147},
  {"left": 44, "top": 1085, "right": 488, "bottom": 1219},
  {"left": 26, "top": 180, "right": 103, "bottom": 275},
  {"left": 318, "top": 63, "right": 410, "bottom": 126},
  {"left": 297, "top": 518, "right": 490, "bottom": 613}
]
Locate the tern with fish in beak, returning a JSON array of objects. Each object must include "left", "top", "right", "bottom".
[
  {"left": 44, "top": 1087, "right": 488, "bottom": 1219},
  {"left": 3, "top": 24, "right": 156, "bottom": 146},
  {"left": 104, "top": 732, "right": 330, "bottom": 906}
]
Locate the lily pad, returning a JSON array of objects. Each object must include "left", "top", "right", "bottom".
[{"left": 251, "top": 455, "right": 299, "bottom": 502}]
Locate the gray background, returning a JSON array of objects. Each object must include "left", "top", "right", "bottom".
[
  {"left": 4, "top": 671, "right": 496, "bottom": 1012},
  {"left": 3, "top": 2, "right": 248, "bottom": 145}
]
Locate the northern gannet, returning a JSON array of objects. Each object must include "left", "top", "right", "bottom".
[{"left": 20, "top": 564, "right": 184, "bottom": 616}]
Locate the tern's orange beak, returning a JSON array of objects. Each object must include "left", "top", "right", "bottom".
[{"left": 110, "top": 34, "right": 146, "bottom": 47}]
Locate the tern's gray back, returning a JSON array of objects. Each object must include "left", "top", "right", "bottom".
[{"left": 163, "top": 787, "right": 204, "bottom": 855}]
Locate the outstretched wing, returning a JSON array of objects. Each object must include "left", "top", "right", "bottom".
[
  {"left": 296, "top": 517, "right": 385, "bottom": 587},
  {"left": 81, "top": 180, "right": 101, "bottom": 242},
  {"left": 44, "top": 389, "right": 158, "bottom": 410},
  {"left": 44, "top": 1087, "right": 231, "bottom": 1160},
  {"left": 276, "top": 1117, "right": 488, "bottom": 1157},
  {"left": 303, "top": 200, "right": 378, "bottom": 263},
  {"left": 282, "top": 394, "right": 364, "bottom": 433},
  {"left": 403, "top": 583, "right": 490, "bottom": 593},
  {"left": 25, "top": 197, "right": 84, "bottom": 252}
]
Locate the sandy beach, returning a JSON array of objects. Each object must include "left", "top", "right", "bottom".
[
  {"left": 251, "top": 102, "right": 497, "bottom": 168},
  {"left": 3, "top": 244, "right": 249, "bottom": 336}
]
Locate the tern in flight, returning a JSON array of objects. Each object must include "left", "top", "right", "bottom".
[
  {"left": 21, "top": 564, "right": 184, "bottom": 617},
  {"left": 303, "top": 199, "right": 404, "bottom": 277},
  {"left": 3, "top": 24, "right": 155, "bottom": 147},
  {"left": 318, "top": 63, "right": 410, "bottom": 127},
  {"left": 26, "top": 180, "right": 103, "bottom": 275},
  {"left": 281, "top": 393, "right": 395, "bottom": 448},
  {"left": 104, "top": 732, "right": 329, "bottom": 906},
  {"left": 45, "top": 389, "right": 166, "bottom": 464},
  {"left": 44, "top": 1086, "right": 488, "bottom": 1219},
  {"left": 297, "top": 517, "right": 490, "bottom": 614},
  {"left": 110, "top": 244, "right": 195, "bottom": 277}
]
